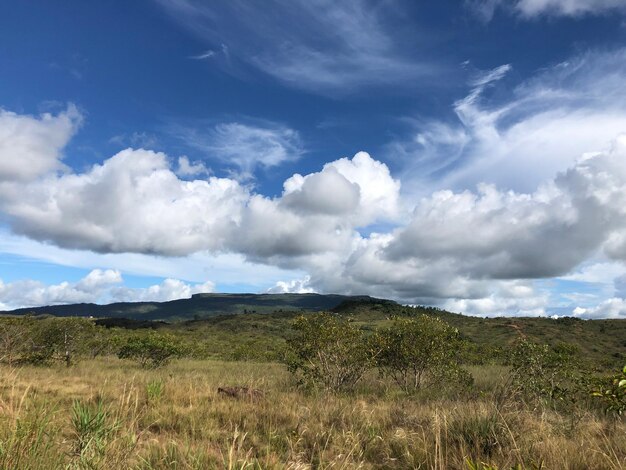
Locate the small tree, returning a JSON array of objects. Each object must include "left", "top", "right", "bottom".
[
  {"left": 0, "top": 317, "right": 36, "bottom": 366},
  {"left": 24, "top": 317, "right": 97, "bottom": 366},
  {"left": 373, "top": 315, "right": 471, "bottom": 393},
  {"left": 508, "top": 339, "right": 579, "bottom": 409},
  {"left": 284, "top": 313, "right": 373, "bottom": 392},
  {"left": 118, "top": 332, "right": 183, "bottom": 368},
  {"left": 591, "top": 364, "right": 626, "bottom": 418}
]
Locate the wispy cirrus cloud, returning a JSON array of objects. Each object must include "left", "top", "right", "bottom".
[
  {"left": 393, "top": 48, "right": 626, "bottom": 196},
  {"left": 170, "top": 120, "right": 304, "bottom": 179},
  {"left": 471, "top": 0, "right": 626, "bottom": 21},
  {"left": 155, "top": 0, "right": 442, "bottom": 94}
]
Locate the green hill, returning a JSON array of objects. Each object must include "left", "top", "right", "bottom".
[
  {"left": 100, "top": 298, "right": 626, "bottom": 368},
  {"left": 2, "top": 294, "right": 624, "bottom": 367},
  {"left": 0, "top": 293, "right": 391, "bottom": 321}
]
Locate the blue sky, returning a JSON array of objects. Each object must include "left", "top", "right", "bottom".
[{"left": 2, "top": 0, "right": 626, "bottom": 317}]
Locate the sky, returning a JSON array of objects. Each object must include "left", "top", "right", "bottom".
[{"left": 1, "top": 0, "right": 626, "bottom": 318}]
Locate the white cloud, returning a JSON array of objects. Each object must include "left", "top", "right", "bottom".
[
  {"left": 443, "top": 282, "right": 549, "bottom": 317},
  {"left": 171, "top": 121, "right": 304, "bottom": 178},
  {"left": 189, "top": 50, "right": 215, "bottom": 60},
  {"left": 0, "top": 105, "right": 82, "bottom": 182},
  {"left": 75, "top": 268, "right": 123, "bottom": 291},
  {"left": 2, "top": 148, "right": 248, "bottom": 255},
  {"left": 267, "top": 276, "right": 315, "bottom": 294},
  {"left": 0, "top": 229, "right": 305, "bottom": 290},
  {"left": 560, "top": 261, "right": 626, "bottom": 285},
  {"left": 516, "top": 0, "right": 626, "bottom": 17},
  {"left": 396, "top": 49, "right": 626, "bottom": 196},
  {"left": 5, "top": 101, "right": 626, "bottom": 317},
  {"left": 109, "top": 131, "right": 158, "bottom": 149},
  {"left": 111, "top": 278, "right": 214, "bottom": 303},
  {"left": 283, "top": 151, "right": 402, "bottom": 225},
  {"left": 176, "top": 156, "right": 210, "bottom": 177},
  {"left": 386, "top": 136, "right": 626, "bottom": 280},
  {"left": 156, "top": 0, "right": 440, "bottom": 94},
  {"left": 0, "top": 269, "right": 121, "bottom": 310},
  {"left": 471, "top": 0, "right": 626, "bottom": 19},
  {"left": 0, "top": 269, "right": 214, "bottom": 310},
  {"left": 572, "top": 297, "right": 626, "bottom": 319}
]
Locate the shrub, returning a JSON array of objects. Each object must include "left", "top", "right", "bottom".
[
  {"left": 0, "top": 317, "right": 37, "bottom": 366},
  {"left": 118, "top": 332, "right": 183, "bottom": 368},
  {"left": 373, "top": 316, "right": 473, "bottom": 393},
  {"left": 284, "top": 313, "right": 373, "bottom": 392},
  {"left": 590, "top": 364, "right": 626, "bottom": 418},
  {"left": 23, "top": 317, "right": 99, "bottom": 367},
  {"left": 508, "top": 339, "right": 579, "bottom": 409}
]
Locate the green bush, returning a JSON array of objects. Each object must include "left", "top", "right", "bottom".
[
  {"left": 284, "top": 313, "right": 373, "bottom": 392},
  {"left": 16, "top": 317, "right": 101, "bottom": 367},
  {"left": 373, "top": 315, "right": 473, "bottom": 393},
  {"left": 118, "top": 332, "right": 183, "bottom": 368},
  {"left": 508, "top": 339, "right": 580, "bottom": 410},
  {"left": 591, "top": 364, "right": 626, "bottom": 418}
]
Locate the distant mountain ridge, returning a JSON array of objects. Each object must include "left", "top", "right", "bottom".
[{"left": 0, "top": 293, "right": 397, "bottom": 321}]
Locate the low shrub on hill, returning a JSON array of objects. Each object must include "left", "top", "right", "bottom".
[
  {"left": 118, "top": 332, "right": 184, "bottom": 368},
  {"left": 373, "top": 315, "right": 473, "bottom": 393},
  {"left": 283, "top": 312, "right": 374, "bottom": 392}
]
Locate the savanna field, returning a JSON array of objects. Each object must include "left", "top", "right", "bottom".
[{"left": 0, "top": 301, "right": 625, "bottom": 469}]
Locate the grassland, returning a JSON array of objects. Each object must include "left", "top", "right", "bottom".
[
  {"left": 1, "top": 300, "right": 625, "bottom": 469},
  {"left": 1, "top": 358, "right": 625, "bottom": 470}
]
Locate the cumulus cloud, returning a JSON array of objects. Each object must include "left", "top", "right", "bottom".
[
  {"left": 0, "top": 269, "right": 214, "bottom": 310},
  {"left": 75, "top": 268, "right": 123, "bottom": 291},
  {"left": 371, "top": 137, "right": 626, "bottom": 285},
  {"left": 286, "top": 136, "right": 626, "bottom": 318},
  {"left": 0, "top": 269, "right": 121, "bottom": 310},
  {"left": 0, "top": 104, "right": 82, "bottom": 182},
  {"left": 284, "top": 152, "right": 402, "bottom": 224},
  {"left": 267, "top": 276, "right": 315, "bottom": 294},
  {"left": 561, "top": 261, "right": 626, "bottom": 285},
  {"left": 111, "top": 278, "right": 215, "bottom": 303},
  {"left": 176, "top": 156, "right": 210, "bottom": 177},
  {"left": 572, "top": 297, "right": 626, "bottom": 319},
  {"left": 5, "top": 99, "right": 626, "bottom": 317},
  {"left": 1, "top": 148, "right": 248, "bottom": 255},
  {"left": 443, "top": 281, "right": 549, "bottom": 317},
  {"left": 0, "top": 129, "right": 400, "bottom": 264}
]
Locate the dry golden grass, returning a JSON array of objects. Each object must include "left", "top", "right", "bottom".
[{"left": 0, "top": 358, "right": 624, "bottom": 469}]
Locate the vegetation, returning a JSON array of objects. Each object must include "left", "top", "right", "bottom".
[
  {"left": 284, "top": 312, "right": 373, "bottom": 391},
  {"left": 373, "top": 315, "right": 472, "bottom": 393},
  {"left": 0, "top": 299, "right": 623, "bottom": 468},
  {"left": 591, "top": 364, "right": 626, "bottom": 418},
  {"left": 118, "top": 332, "right": 184, "bottom": 368}
]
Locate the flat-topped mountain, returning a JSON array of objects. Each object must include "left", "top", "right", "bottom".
[{"left": 0, "top": 293, "right": 396, "bottom": 321}]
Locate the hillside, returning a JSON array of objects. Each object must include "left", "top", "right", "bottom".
[
  {"left": 95, "top": 299, "right": 625, "bottom": 368},
  {"left": 2, "top": 294, "right": 624, "bottom": 367},
  {"left": 0, "top": 293, "right": 393, "bottom": 321}
]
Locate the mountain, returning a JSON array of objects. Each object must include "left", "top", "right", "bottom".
[{"left": 0, "top": 293, "right": 396, "bottom": 321}]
